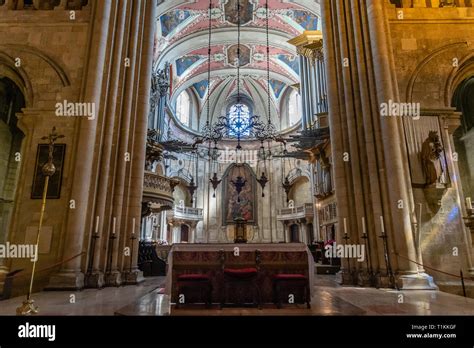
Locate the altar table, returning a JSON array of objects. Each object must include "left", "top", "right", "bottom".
[{"left": 165, "top": 243, "right": 314, "bottom": 304}]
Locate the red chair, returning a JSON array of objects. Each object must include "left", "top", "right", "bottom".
[{"left": 273, "top": 273, "right": 311, "bottom": 309}]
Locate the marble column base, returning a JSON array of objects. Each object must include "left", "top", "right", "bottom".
[
  {"left": 122, "top": 270, "right": 145, "bottom": 285},
  {"left": 396, "top": 273, "right": 438, "bottom": 290},
  {"left": 357, "top": 271, "right": 379, "bottom": 287},
  {"left": 104, "top": 271, "right": 122, "bottom": 287},
  {"left": 45, "top": 271, "right": 85, "bottom": 291},
  {"left": 336, "top": 269, "right": 357, "bottom": 285},
  {"left": 84, "top": 271, "right": 105, "bottom": 288}
]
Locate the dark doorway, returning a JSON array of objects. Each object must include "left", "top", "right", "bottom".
[
  {"left": 180, "top": 224, "right": 189, "bottom": 243},
  {"left": 290, "top": 224, "right": 300, "bottom": 243},
  {"left": 307, "top": 223, "right": 314, "bottom": 244},
  {"left": 0, "top": 77, "right": 25, "bottom": 245}
]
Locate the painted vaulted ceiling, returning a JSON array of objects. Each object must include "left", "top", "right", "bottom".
[{"left": 155, "top": 0, "right": 320, "bottom": 132}]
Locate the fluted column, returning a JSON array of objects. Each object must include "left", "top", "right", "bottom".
[
  {"left": 122, "top": 0, "right": 156, "bottom": 284},
  {"left": 46, "top": 0, "right": 113, "bottom": 290},
  {"left": 321, "top": 0, "right": 435, "bottom": 289},
  {"left": 81, "top": 0, "right": 129, "bottom": 289}
]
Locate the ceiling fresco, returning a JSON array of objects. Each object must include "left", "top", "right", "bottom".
[{"left": 155, "top": 0, "right": 320, "bottom": 130}]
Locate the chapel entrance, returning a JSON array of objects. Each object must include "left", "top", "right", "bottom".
[{"left": 0, "top": 77, "right": 25, "bottom": 247}]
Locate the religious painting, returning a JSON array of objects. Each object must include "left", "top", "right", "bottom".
[
  {"left": 193, "top": 80, "right": 209, "bottom": 99},
  {"left": 277, "top": 54, "right": 300, "bottom": 75},
  {"left": 289, "top": 10, "right": 319, "bottom": 31},
  {"left": 227, "top": 44, "right": 251, "bottom": 68},
  {"left": 31, "top": 144, "right": 66, "bottom": 199},
  {"left": 223, "top": 164, "right": 257, "bottom": 225},
  {"left": 176, "top": 55, "right": 201, "bottom": 76},
  {"left": 224, "top": 0, "right": 254, "bottom": 25},
  {"left": 160, "top": 9, "right": 192, "bottom": 37},
  {"left": 269, "top": 79, "right": 286, "bottom": 99}
]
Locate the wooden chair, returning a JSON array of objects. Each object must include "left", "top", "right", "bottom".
[
  {"left": 220, "top": 249, "right": 262, "bottom": 309},
  {"left": 273, "top": 273, "right": 311, "bottom": 309},
  {"left": 175, "top": 272, "right": 213, "bottom": 309}
]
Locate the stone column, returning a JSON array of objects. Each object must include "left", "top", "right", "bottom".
[
  {"left": 85, "top": 0, "right": 129, "bottom": 289},
  {"left": 122, "top": 0, "right": 156, "bottom": 284},
  {"left": 47, "top": 0, "right": 113, "bottom": 290},
  {"left": 321, "top": 0, "right": 435, "bottom": 289}
]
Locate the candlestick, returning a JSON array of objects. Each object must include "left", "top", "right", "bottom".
[
  {"left": 95, "top": 216, "right": 100, "bottom": 234},
  {"left": 112, "top": 217, "right": 116, "bottom": 236},
  {"left": 343, "top": 218, "right": 348, "bottom": 235},
  {"left": 132, "top": 218, "right": 136, "bottom": 235},
  {"left": 466, "top": 197, "right": 472, "bottom": 211},
  {"left": 362, "top": 217, "right": 366, "bottom": 235},
  {"left": 380, "top": 216, "right": 385, "bottom": 234}
]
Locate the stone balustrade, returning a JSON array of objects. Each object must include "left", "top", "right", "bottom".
[{"left": 277, "top": 203, "right": 314, "bottom": 221}]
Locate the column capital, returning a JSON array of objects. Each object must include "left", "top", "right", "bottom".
[{"left": 288, "top": 30, "right": 324, "bottom": 62}]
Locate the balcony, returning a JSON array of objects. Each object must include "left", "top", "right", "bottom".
[
  {"left": 169, "top": 206, "right": 203, "bottom": 222},
  {"left": 277, "top": 203, "right": 314, "bottom": 221},
  {"left": 142, "top": 171, "right": 176, "bottom": 210}
]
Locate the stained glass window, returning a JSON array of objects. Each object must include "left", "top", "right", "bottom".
[{"left": 227, "top": 103, "right": 251, "bottom": 137}]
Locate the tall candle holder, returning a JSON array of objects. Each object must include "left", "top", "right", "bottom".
[
  {"left": 129, "top": 233, "right": 137, "bottom": 273},
  {"left": 343, "top": 232, "right": 356, "bottom": 285},
  {"left": 379, "top": 231, "right": 397, "bottom": 289},
  {"left": 106, "top": 233, "right": 117, "bottom": 274},
  {"left": 361, "top": 232, "right": 377, "bottom": 288},
  {"left": 87, "top": 232, "right": 100, "bottom": 275},
  {"left": 17, "top": 127, "right": 64, "bottom": 315}
]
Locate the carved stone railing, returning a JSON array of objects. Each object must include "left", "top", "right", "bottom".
[
  {"left": 143, "top": 171, "right": 175, "bottom": 204},
  {"left": 277, "top": 203, "right": 314, "bottom": 221},
  {"left": 171, "top": 206, "right": 204, "bottom": 222},
  {"left": 0, "top": 0, "right": 89, "bottom": 10}
]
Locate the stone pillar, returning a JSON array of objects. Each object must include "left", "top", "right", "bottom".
[
  {"left": 321, "top": 0, "right": 435, "bottom": 289},
  {"left": 121, "top": 0, "right": 156, "bottom": 285},
  {"left": 47, "top": 0, "right": 113, "bottom": 290},
  {"left": 88, "top": 0, "right": 129, "bottom": 289},
  {"left": 48, "top": 0, "right": 156, "bottom": 289}
]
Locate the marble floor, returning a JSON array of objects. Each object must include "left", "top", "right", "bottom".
[
  {"left": 169, "top": 275, "right": 474, "bottom": 316},
  {"left": 1, "top": 275, "right": 474, "bottom": 316},
  {"left": 0, "top": 277, "right": 165, "bottom": 316}
]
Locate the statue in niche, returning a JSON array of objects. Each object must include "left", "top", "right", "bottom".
[
  {"left": 320, "top": 150, "right": 332, "bottom": 194},
  {"left": 421, "top": 131, "right": 445, "bottom": 186},
  {"left": 315, "top": 149, "right": 332, "bottom": 197}
]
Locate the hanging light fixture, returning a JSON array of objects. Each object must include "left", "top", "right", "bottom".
[
  {"left": 187, "top": 151, "right": 198, "bottom": 205},
  {"left": 210, "top": 172, "right": 222, "bottom": 198},
  {"left": 255, "top": 0, "right": 276, "bottom": 198},
  {"left": 282, "top": 176, "right": 293, "bottom": 203}
]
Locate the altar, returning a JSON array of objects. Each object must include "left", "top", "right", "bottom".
[{"left": 165, "top": 243, "right": 314, "bottom": 305}]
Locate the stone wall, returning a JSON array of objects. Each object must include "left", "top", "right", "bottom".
[
  {"left": 386, "top": 1, "right": 474, "bottom": 289},
  {"left": 0, "top": 4, "right": 90, "bottom": 295}
]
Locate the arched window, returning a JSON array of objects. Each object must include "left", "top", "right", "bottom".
[
  {"left": 288, "top": 89, "right": 301, "bottom": 127},
  {"left": 176, "top": 91, "right": 191, "bottom": 126},
  {"left": 228, "top": 103, "right": 251, "bottom": 137}
]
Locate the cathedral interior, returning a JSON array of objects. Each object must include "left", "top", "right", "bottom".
[{"left": 1, "top": 0, "right": 474, "bottom": 325}]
